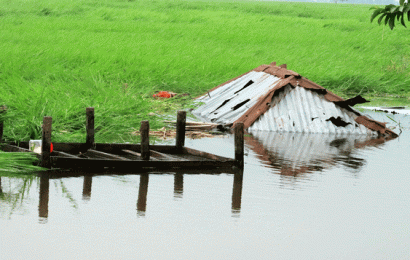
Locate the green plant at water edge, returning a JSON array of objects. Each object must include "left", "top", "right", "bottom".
[
  {"left": 370, "top": 0, "right": 410, "bottom": 30},
  {"left": 0, "top": 152, "right": 44, "bottom": 174},
  {"left": 386, "top": 115, "right": 409, "bottom": 134}
]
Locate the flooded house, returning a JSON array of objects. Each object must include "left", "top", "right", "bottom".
[{"left": 193, "top": 62, "right": 397, "bottom": 137}]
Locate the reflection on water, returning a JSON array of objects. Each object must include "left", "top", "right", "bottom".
[
  {"left": 231, "top": 173, "right": 243, "bottom": 217},
  {"left": 38, "top": 174, "right": 49, "bottom": 224},
  {"left": 0, "top": 175, "right": 37, "bottom": 219},
  {"left": 174, "top": 173, "right": 183, "bottom": 199},
  {"left": 31, "top": 170, "right": 245, "bottom": 220},
  {"left": 1, "top": 111, "right": 409, "bottom": 259},
  {"left": 247, "top": 131, "right": 393, "bottom": 176},
  {"left": 137, "top": 174, "right": 149, "bottom": 217},
  {"left": 82, "top": 175, "right": 93, "bottom": 201}
]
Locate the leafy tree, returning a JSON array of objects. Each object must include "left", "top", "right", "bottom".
[{"left": 370, "top": 0, "right": 410, "bottom": 30}]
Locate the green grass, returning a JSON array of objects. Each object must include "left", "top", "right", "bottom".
[
  {"left": 0, "top": 151, "right": 44, "bottom": 175},
  {"left": 0, "top": 0, "right": 410, "bottom": 144}
]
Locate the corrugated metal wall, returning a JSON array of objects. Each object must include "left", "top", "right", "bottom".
[{"left": 249, "top": 85, "right": 374, "bottom": 135}]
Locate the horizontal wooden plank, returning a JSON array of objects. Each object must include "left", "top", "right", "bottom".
[
  {"left": 150, "top": 150, "right": 189, "bottom": 161},
  {"left": 182, "top": 147, "right": 234, "bottom": 162},
  {"left": 94, "top": 143, "right": 177, "bottom": 154},
  {"left": 51, "top": 157, "right": 235, "bottom": 169},
  {"left": 46, "top": 143, "right": 178, "bottom": 154},
  {"left": 52, "top": 142, "right": 88, "bottom": 153},
  {"left": 52, "top": 151, "right": 80, "bottom": 159},
  {"left": 86, "top": 149, "right": 131, "bottom": 160}
]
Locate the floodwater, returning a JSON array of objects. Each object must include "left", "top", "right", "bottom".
[{"left": 1, "top": 110, "right": 409, "bottom": 259}]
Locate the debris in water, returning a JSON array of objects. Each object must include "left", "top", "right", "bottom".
[{"left": 362, "top": 106, "right": 410, "bottom": 115}]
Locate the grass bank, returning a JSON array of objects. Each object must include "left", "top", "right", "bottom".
[{"left": 1, "top": 0, "right": 410, "bottom": 143}]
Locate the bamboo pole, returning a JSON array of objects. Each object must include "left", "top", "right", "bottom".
[
  {"left": 86, "top": 107, "right": 95, "bottom": 148},
  {"left": 41, "top": 117, "right": 52, "bottom": 168},
  {"left": 175, "top": 110, "right": 186, "bottom": 151},
  {"left": 234, "top": 122, "right": 244, "bottom": 170},
  {"left": 140, "top": 121, "right": 150, "bottom": 160}
]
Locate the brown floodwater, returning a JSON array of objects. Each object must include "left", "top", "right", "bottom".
[{"left": 1, "top": 110, "right": 409, "bottom": 259}]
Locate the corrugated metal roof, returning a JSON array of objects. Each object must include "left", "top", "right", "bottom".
[
  {"left": 249, "top": 85, "right": 373, "bottom": 135},
  {"left": 195, "top": 71, "right": 281, "bottom": 125},
  {"left": 193, "top": 62, "right": 397, "bottom": 137}
]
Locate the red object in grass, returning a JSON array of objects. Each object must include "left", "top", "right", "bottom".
[
  {"left": 50, "top": 143, "right": 53, "bottom": 153},
  {"left": 153, "top": 91, "right": 176, "bottom": 98}
]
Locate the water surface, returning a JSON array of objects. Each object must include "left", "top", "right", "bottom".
[{"left": 1, "top": 110, "right": 409, "bottom": 259}]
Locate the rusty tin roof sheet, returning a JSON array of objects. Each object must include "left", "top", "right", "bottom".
[{"left": 193, "top": 62, "right": 397, "bottom": 137}]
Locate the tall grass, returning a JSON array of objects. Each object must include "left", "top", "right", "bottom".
[
  {"left": 0, "top": 151, "right": 43, "bottom": 174},
  {"left": 0, "top": 0, "right": 410, "bottom": 142}
]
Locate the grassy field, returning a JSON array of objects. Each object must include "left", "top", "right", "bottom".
[{"left": 1, "top": 0, "right": 410, "bottom": 144}]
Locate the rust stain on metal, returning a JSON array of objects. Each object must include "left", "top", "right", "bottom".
[
  {"left": 234, "top": 76, "right": 295, "bottom": 129},
  {"left": 355, "top": 116, "right": 398, "bottom": 138},
  {"left": 195, "top": 61, "right": 397, "bottom": 137}
]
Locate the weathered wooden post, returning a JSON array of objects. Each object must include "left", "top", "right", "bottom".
[
  {"left": 175, "top": 110, "right": 186, "bottom": 152},
  {"left": 41, "top": 116, "right": 52, "bottom": 168},
  {"left": 86, "top": 107, "right": 95, "bottom": 148},
  {"left": 140, "top": 121, "right": 150, "bottom": 160},
  {"left": 234, "top": 122, "right": 244, "bottom": 170}
]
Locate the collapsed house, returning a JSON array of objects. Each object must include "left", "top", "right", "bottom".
[{"left": 193, "top": 62, "right": 397, "bottom": 137}]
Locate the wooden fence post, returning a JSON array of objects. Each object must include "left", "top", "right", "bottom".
[
  {"left": 234, "top": 122, "right": 244, "bottom": 170},
  {"left": 175, "top": 110, "right": 186, "bottom": 151},
  {"left": 41, "top": 117, "right": 52, "bottom": 168},
  {"left": 140, "top": 121, "right": 150, "bottom": 160},
  {"left": 86, "top": 107, "right": 95, "bottom": 148}
]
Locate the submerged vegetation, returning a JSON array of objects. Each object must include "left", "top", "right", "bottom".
[{"left": 0, "top": 0, "right": 409, "bottom": 144}]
